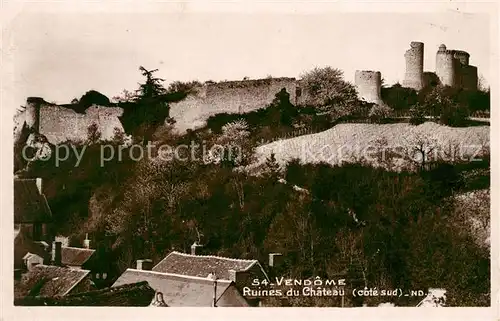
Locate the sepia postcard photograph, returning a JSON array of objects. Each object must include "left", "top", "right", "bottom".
[{"left": 1, "top": 1, "right": 498, "bottom": 320}]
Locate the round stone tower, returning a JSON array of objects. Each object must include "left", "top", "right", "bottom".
[
  {"left": 435, "top": 44, "right": 456, "bottom": 87},
  {"left": 403, "top": 41, "right": 424, "bottom": 90},
  {"left": 354, "top": 70, "right": 382, "bottom": 104}
]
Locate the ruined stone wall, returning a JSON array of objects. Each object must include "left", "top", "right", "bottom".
[
  {"left": 39, "top": 105, "right": 124, "bottom": 144},
  {"left": 403, "top": 42, "right": 424, "bottom": 90},
  {"left": 20, "top": 98, "right": 125, "bottom": 145},
  {"left": 203, "top": 77, "right": 298, "bottom": 114},
  {"left": 354, "top": 70, "right": 382, "bottom": 104},
  {"left": 460, "top": 65, "right": 478, "bottom": 90},
  {"left": 169, "top": 77, "right": 299, "bottom": 132}
]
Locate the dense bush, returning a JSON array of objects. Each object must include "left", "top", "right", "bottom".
[
  {"left": 299, "top": 66, "right": 359, "bottom": 115},
  {"left": 79, "top": 90, "right": 111, "bottom": 109},
  {"left": 409, "top": 103, "right": 426, "bottom": 125},
  {"left": 381, "top": 83, "right": 418, "bottom": 111},
  {"left": 369, "top": 104, "right": 393, "bottom": 123}
]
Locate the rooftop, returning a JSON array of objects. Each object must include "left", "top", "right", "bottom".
[
  {"left": 14, "top": 230, "right": 49, "bottom": 269},
  {"left": 152, "top": 251, "right": 264, "bottom": 280},
  {"left": 15, "top": 265, "right": 90, "bottom": 298},
  {"left": 112, "top": 269, "right": 242, "bottom": 307},
  {"left": 60, "top": 246, "right": 96, "bottom": 266},
  {"left": 15, "top": 281, "right": 155, "bottom": 306}
]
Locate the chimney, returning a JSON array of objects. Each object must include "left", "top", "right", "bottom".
[
  {"left": 35, "top": 178, "right": 43, "bottom": 195},
  {"left": 83, "top": 233, "right": 90, "bottom": 249},
  {"left": 269, "top": 253, "right": 283, "bottom": 268},
  {"left": 136, "top": 259, "right": 153, "bottom": 270},
  {"left": 52, "top": 241, "right": 62, "bottom": 266},
  {"left": 228, "top": 269, "right": 238, "bottom": 283},
  {"left": 191, "top": 242, "right": 203, "bottom": 255}
]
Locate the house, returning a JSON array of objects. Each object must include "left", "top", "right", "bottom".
[
  {"left": 112, "top": 265, "right": 249, "bottom": 307},
  {"left": 14, "top": 178, "right": 52, "bottom": 242},
  {"left": 152, "top": 250, "right": 270, "bottom": 292},
  {"left": 14, "top": 226, "right": 51, "bottom": 274},
  {"left": 49, "top": 237, "right": 116, "bottom": 289},
  {"left": 14, "top": 265, "right": 94, "bottom": 302},
  {"left": 15, "top": 281, "right": 155, "bottom": 306}
]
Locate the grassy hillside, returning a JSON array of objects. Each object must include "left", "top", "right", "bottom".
[{"left": 256, "top": 122, "right": 489, "bottom": 171}]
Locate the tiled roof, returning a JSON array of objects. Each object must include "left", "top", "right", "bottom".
[
  {"left": 15, "top": 265, "right": 90, "bottom": 298},
  {"left": 61, "top": 247, "right": 96, "bottom": 266},
  {"left": 152, "top": 251, "right": 263, "bottom": 280},
  {"left": 14, "top": 179, "right": 52, "bottom": 223},
  {"left": 112, "top": 269, "right": 241, "bottom": 307},
  {"left": 15, "top": 281, "right": 155, "bottom": 306}
]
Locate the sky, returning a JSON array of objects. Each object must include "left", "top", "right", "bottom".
[{"left": 2, "top": 7, "right": 493, "bottom": 109}]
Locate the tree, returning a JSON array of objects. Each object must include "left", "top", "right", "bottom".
[
  {"left": 136, "top": 66, "right": 167, "bottom": 100},
  {"left": 263, "top": 152, "right": 281, "bottom": 180},
  {"left": 87, "top": 123, "right": 102, "bottom": 144},
  {"left": 403, "top": 132, "right": 439, "bottom": 171},
  {"left": 209, "top": 120, "right": 254, "bottom": 167},
  {"left": 409, "top": 103, "right": 426, "bottom": 125},
  {"left": 124, "top": 66, "right": 172, "bottom": 144},
  {"left": 299, "top": 67, "right": 358, "bottom": 116},
  {"left": 270, "top": 88, "right": 297, "bottom": 127}
]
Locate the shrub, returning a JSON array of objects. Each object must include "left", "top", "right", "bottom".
[
  {"left": 381, "top": 83, "right": 418, "bottom": 111},
  {"left": 368, "top": 104, "right": 393, "bottom": 123},
  {"left": 79, "top": 90, "right": 111, "bottom": 109},
  {"left": 440, "top": 103, "right": 470, "bottom": 127},
  {"left": 409, "top": 103, "right": 426, "bottom": 125}
]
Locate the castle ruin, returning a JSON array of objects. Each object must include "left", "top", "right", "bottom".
[
  {"left": 403, "top": 42, "right": 478, "bottom": 91},
  {"left": 16, "top": 97, "right": 126, "bottom": 145},
  {"left": 435, "top": 44, "right": 478, "bottom": 90},
  {"left": 354, "top": 70, "right": 382, "bottom": 104}
]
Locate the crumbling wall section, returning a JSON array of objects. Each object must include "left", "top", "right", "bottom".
[
  {"left": 403, "top": 42, "right": 424, "bottom": 90},
  {"left": 354, "top": 70, "right": 382, "bottom": 104},
  {"left": 169, "top": 77, "right": 299, "bottom": 132},
  {"left": 35, "top": 102, "right": 125, "bottom": 145},
  {"left": 203, "top": 77, "right": 298, "bottom": 114}
]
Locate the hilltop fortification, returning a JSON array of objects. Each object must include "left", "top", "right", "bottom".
[{"left": 16, "top": 40, "right": 480, "bottom": 138}]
